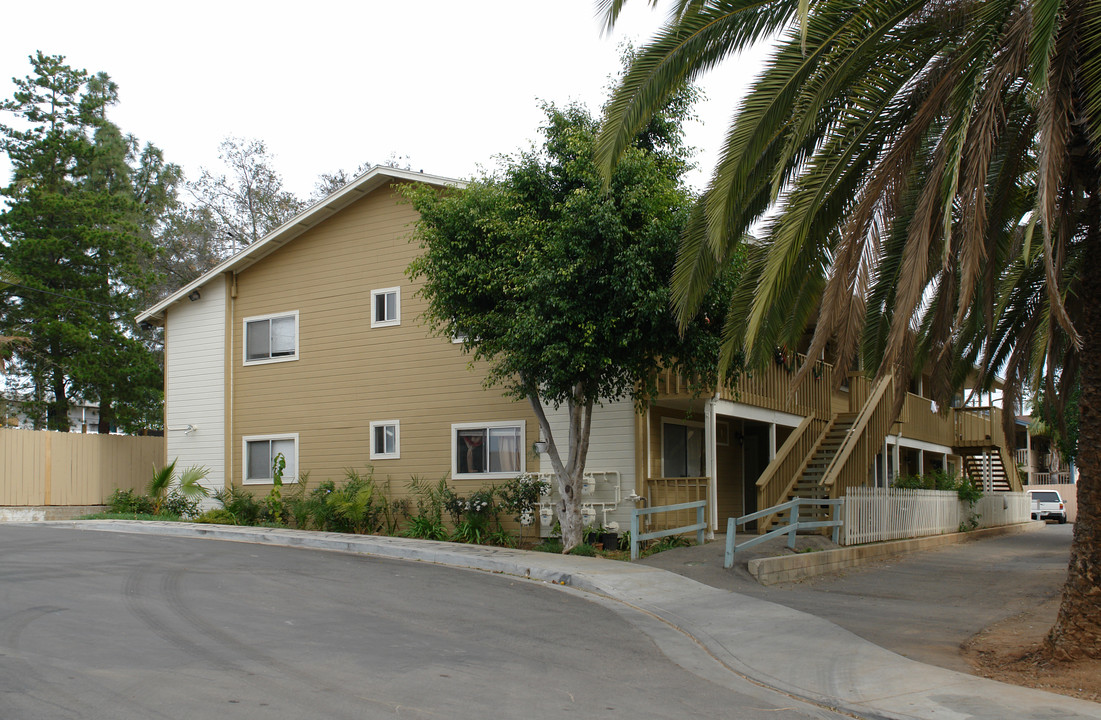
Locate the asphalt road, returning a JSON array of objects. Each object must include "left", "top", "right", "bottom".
[
  {"left": 0, "top": 525, "right": 847, "bottom": 720},
  {"left": 641, "top": 523, "right": 1073, "bottom": 673}
]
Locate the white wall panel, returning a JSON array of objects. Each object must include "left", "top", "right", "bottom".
[{"left": 165, "top": 278, "right": 226, "bottom": 502}]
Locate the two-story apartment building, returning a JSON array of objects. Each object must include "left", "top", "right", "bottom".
[
  {"left": 140, "top": 166, "right": 1020, "bottom": 535},
  {"left": 138, "top": 167, "right": 539, "bottom": 504}
]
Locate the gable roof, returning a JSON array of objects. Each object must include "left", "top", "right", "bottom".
[{"left": 137, "top": 165, "right": 462, "bottom": 325}]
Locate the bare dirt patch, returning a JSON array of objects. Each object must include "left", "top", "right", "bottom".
[{"left": 963, "top": 597, "right": 1101, "bottom": 703}]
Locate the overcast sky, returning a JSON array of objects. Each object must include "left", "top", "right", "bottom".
[{"left": 1, "top": 0, "right": 770, "bottom": 198}]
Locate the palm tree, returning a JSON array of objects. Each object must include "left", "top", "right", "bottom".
[{"left": 598, "top": 0, "right": 1101, "bottom": 660}]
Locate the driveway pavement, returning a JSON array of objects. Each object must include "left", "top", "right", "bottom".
[
  {"left": 0, "top": 525, "right": 845, "bottom": 720},
  {"left": 25, "top": 519, "right": 1100, "bottom": 720},
  {"left": 639, "top": 523, "right": 1073, "bottom": 673}
]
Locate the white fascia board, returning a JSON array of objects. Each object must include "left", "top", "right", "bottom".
[
  {"left": 137, "top": 166, "right": 464, "bottom": 325},
  {"left": 887, "top": 434, "right": 953, "bottom": 454},
  {"left": 712, "top": 399, "right": 804, "bottom": 428}
]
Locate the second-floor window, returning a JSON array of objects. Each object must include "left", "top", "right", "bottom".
[
  {"left": 371, "top": 287, "right": 400, "bottom": 328},
  {"left": 244, "top": 311, "right": 298, "bottom": 365}
]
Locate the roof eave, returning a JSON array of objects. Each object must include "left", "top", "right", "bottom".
[{"left": 137, "top": 166, "right": 463, "bottom": 325}]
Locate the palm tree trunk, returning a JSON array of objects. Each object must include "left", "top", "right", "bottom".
[{"left": 1046, "top": 190, "right": 1101, "bottom": 661}]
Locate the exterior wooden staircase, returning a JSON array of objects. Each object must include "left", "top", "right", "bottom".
[
  {"left": 784, "top": 414, "right": 855, "bottom": 523},
  {"left": 756, "top": 376, "right": 896, "bottom": 533},
  {"left": 959, "top": 448, "right": 1017, "bottom": 492}
]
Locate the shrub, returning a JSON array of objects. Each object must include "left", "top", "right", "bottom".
[
  {"left": 301, "top": 469, "right": 399, "bottom": 534},
  {"left": 106, "top": 488, "right": 156, "bottom": 515},
  {"left": 404, "top": 475, "right": 450, "bottom": 540},
  {"left": 445, "top": 486, "right": 502, "bottom": 545},
  {"left": 161, "top": 490, "right": 202, "bottom": 519},
  {"left": 194, "top": 508, "right": 236, "bottom": 524},
  {"left": 213, "top": 486, "right": 263, "bottom": 526},
  {"left": 497, "top": 473, "right": 549, "bottom": 545}
]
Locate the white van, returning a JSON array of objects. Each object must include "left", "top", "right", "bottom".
[{"left": 1028, "top": 489, "right": 1068, "bottom": 524}]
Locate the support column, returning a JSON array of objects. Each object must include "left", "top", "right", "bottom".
[
  {"left": 917, "top": 449, "right": 924, "bottom": 478},
  {"left": 883, "top": 438, "right": 890, "bottom": 488},
  {"left": 892, "top": 441, "right": 900, "bottom": 484},
  {"left": 706, "top": 395, "right": 717, "bottom": 538},
  {"left": 768, "top": 423, "right": 777, "bottom": 461},
  {"left": 1026, "top": 429, "right": 1033, "bottom": 486}
]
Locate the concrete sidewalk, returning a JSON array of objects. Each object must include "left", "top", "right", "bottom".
[{"left": 38, "top": 520, "right": 1099, "bottom": 720}]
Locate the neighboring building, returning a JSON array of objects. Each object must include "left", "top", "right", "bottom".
[
  {"left": 140, "top": 165, "right": 1021, "bottom": 533},
  {"left": 1, "top": 394, "right": 104, "bottom": 433},
  {"left": 1014, "top": 416, "right": 1075, "bottom": 486}
]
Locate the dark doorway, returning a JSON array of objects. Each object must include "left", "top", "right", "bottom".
[{"left": 742, "top": 422, "right": 771, "bottom": 526}]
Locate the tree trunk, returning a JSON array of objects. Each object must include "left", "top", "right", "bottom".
[
  {"left": 47, "top": 370, "right": 69, "bottom": 432},
  {"left": 1046, "top": 193, "right": 1101, "bottom": 661},
  {"left": 528, "top": 387, "right": 593, "bottom": 553},
  {"left": 97, "top": 399, "right": 113, "bottom": 434}
]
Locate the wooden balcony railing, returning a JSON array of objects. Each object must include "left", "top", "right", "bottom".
[
  {"left": 896, "top": 391, "right": 955, "bottom": 446},
  {"left": 953, "top": 406, "right": 1005, "bottom": 447},
  {"left": 656, "top": 353, "right": 833, "bottom": 420},
  {"left": 644, "top": 477, "right": 709, "bottom": 532}
]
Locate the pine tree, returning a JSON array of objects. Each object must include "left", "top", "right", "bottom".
[{"left": 0, "top": 52, "right": 175, "bottom": 432}]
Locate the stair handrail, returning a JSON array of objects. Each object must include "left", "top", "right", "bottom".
[
  {"left": 755, "top": 415, "right": 833, "bottom": 531},
  {"left": 998, "top": 445, "right": 1024, "bottom": 492},
  {"left": 822, "top": 375, "right": 894, "bottom": 489},
  {"left": 755, "top": 415, "right": 816, "bottom": 493}
]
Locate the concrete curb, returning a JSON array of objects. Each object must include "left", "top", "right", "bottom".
[
  {"left": 32, "top": 519, "right": 1101, "bottom": 720},
  {"left": 0, "top": 505, "right": 106, "bottom": 522},
  {"left": 748, "top": 520, "right": 1047, "bottom": 585}
]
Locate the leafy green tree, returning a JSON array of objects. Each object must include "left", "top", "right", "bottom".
[
  {"left": 598, "top": 0, "right": 1101, "bottom": 659},
  {"left": 0, "top": 52, "right": 173, "bottom": 432},
  {"left": 407, "top": 100, "right": 735, "bottom": 552}
]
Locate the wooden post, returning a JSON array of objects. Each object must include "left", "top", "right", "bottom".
[
  {"left": 630, "top": 508, "right": 640, "bottom": 560},
  {"left": 724, "top": 516, "right": 736, "bottom": 569},
  {"left": 43, "top": 432, "right": 52, "bottom": 506}
]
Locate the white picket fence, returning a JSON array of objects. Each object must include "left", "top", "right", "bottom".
[{"left": 842, "top": 487, "right": 1030, "bottom": 545}]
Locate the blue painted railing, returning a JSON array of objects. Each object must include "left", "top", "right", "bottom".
[
  {"left": 630, "top": 500, "right": 707, "bottom": 560},
  {"left": 723, "top": 498, "right": 843, "bottom": 569}
]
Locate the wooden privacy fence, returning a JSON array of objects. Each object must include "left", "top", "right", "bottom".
[
  {"left": 843, "top": 487, "right": 1030, "bottom": 545},
  {"left": 0, "top": 430, "right": 164, "bottom": 506}
]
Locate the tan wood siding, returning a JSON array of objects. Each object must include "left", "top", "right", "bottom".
[{"left": 228, "top": 183, "right": 537, "bottom": 492}]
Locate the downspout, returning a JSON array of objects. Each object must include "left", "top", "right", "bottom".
[{"left": 226, "top": 272, "right": 237, "bottom": 492}]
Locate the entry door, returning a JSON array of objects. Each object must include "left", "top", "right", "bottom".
[{"left": 742, "top": 425, "right": 769, "bottom": 518}]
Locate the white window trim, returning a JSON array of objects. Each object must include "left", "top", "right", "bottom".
[
  {"left": 661, "top": 417, "right": 705, "bottom": 479},
  {"left": 242, "top": 433, "right": 299, "bottom": 485},
  {"left": 451, "top": 421, "right": 526, "bottom": 480},
  {"left": 369, "top": 420, "right": 401, "bottom": 460},
  {"left": 242, "top": 310, "right": 299, "bottom": 366},
  {"left": 371, "top": 287, "right": 401, "bottom": 328}
]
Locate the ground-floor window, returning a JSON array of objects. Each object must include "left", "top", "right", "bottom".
[
  {"left": 662, "top": 420, "right": 705, "bottom": 477},
  {"left": 452, "top": 422, "right": 524, "bottom": 478},
  {"left": 243, "top": 434, "right": 298, "bottom": 484},
  {"left": 370, "top": 420, "right": 400, "bottom": 460}
]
